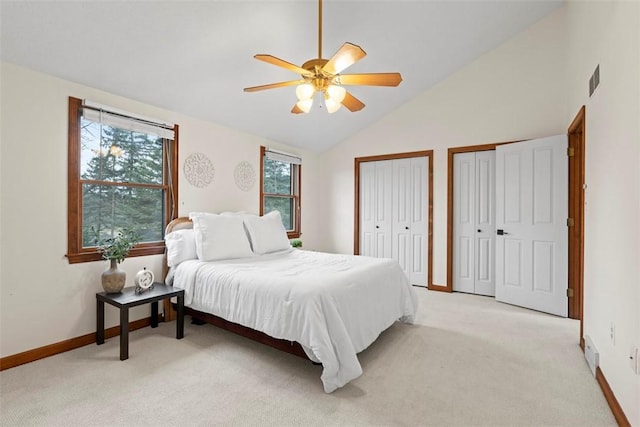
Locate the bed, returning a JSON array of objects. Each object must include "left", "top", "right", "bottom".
[{"left": 163, "top": 212, "right": 418, "bottom": 393}]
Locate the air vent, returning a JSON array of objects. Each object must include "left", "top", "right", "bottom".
[
  {"left": 589, "top": 64, "right": 600, "bottom": 97},
  {"left": 584, "top": 335, "right": 600, "bottom": 376}
]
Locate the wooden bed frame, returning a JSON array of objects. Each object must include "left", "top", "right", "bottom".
[{"left": 161, "top": 217, "right": 309, "bottom": 360}]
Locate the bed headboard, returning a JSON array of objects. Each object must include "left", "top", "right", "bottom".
[{"left": 166, "top": 216, "right": 193, "bottom": 234}]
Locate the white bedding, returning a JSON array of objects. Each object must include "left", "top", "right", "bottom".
[{"left": 171, "top": 248, "right": 418, "bottom": 393}]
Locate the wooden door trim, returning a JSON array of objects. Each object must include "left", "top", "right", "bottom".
[
  {"left": 568, "top": 106, "right": 586, "bottom": 333},
  {"left": 354, "top": 150, "right": 434, "bottom": 288}
]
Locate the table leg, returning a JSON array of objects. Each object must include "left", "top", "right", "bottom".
[
  {"left": 120, "top": 307, "right": 129, "bottom": 361},
  {"left": 151, "top": 301, "right": 158, "bottom": 328},
  {"left": 177, "top": 294, "right": 184, "bottom": 339},
  {"left": 96, "top": 299, "right": 105, "bottom": 345}
]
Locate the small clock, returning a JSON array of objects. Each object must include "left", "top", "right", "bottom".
[{"left": 134, "top": 268, "right": 155, "bottom": 295}]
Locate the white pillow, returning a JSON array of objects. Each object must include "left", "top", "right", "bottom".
[
  {"left": 191, "top": 213, "right": 254, "bottom": 261},
  {"left": 243, "top": 211, "right": 291, "bottom": 255},
  {"left": 165, "top": 229, "right": 197, "bottom": 267},
  {"left": 219, "top": 211, "right": 258, "bottom": 248},
  {"left": 189, "top": 211, "right": 216, "bottom": 219}
]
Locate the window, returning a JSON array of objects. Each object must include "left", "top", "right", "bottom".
[
  {"left": 66, "top": 97, "right": 178, "bottom": 263},
  {"left": 260, "top": 146, "right": 301, "bottom": 238}
]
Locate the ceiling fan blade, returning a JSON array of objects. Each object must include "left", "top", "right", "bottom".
[
  {"left": 322, "top": 42, "right": 367, "bottom": 75},
  {"left": 342, "top": 91, "right": 365, "bottom": 112},
  {"left": 291, "top": 104, "right": 305, "bottom": 114},
  {"left": 243, "top": 80, "right": 304, "bottom": 92},
  {"left": 337, "top": 73, "right": 403, "bottom": 87},
  {"left": 254, "top": 54, "right": 313, "bottom": 77}
]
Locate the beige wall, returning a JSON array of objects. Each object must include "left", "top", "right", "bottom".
[
  {"left": 0, "top": 63, "right": 323, "bottom": 357},
  {"left": 566, "top": 1, "right": 640, "bottom": 423}
]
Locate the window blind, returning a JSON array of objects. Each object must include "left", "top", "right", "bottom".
[
  {"left": 82, "top": 101, "right": 175, "bottom": 140},
  {"left": 265, "top": 148, "right": 302, "bottom": 165}
]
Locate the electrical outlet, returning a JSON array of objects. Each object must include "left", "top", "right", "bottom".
[{"left": 610, "top": 323, "right": 615, "bottom": 345}]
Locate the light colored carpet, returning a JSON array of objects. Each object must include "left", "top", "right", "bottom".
[{"left": 1, "top": 290, "right": 615, "bottom": 426}]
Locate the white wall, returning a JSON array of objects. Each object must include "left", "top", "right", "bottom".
[
  {"left": 566, "top": 1, "right": 640, "bottom": 424},
  {"left": 320, "top": 7, "right": 568, "bottom": 288},
  {"left": 0, "top": 63, "right": 322, "bottom": 357}
]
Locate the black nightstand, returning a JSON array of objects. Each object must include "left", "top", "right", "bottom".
[{"left": 96, "top": 283, "right": 184, "bottom": 360}]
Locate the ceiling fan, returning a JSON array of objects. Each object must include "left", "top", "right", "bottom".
[{"left": 243, "top": 0, "right": 402, "bottom": 114}]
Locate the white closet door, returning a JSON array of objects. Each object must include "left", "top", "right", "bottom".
[
  {"left": 375, "top": 160, "right": 394, "bottom": 258},
  {"left": 392, "top": 159, "right": 412, "bottom": 274},
  {"left": 453, "top": 151, "right": 496, "bottom": 296},
  {"left": 359, "top": 162, "right": 376, "bottom": 257},
  {"left": 409, "top": 157, "right": 428, "bottom": 285},
  {"left": 391, "top": 158, "right": 428, "bottom": 285},
  {"left": 361, "top": 157, "right": 428, "bottom": 285},
  {"left": 474, "top": 150, "right": 496, "bottom": 296},
  {"left": 453, "top": 152, "right": 476, "bottom": 293},
  {"left": 495, "top": 135, "right": 568, "bottom": 317},
  {"left": 360, "top": 160, "right": 393, "bottom": 258}
]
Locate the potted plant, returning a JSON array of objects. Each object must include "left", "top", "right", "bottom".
[
  {"left": 291, "top": 239, "right": 302, "bottom": 249},
  {"left": 94, "top": 228, "right": 139, "bottom": 293}
]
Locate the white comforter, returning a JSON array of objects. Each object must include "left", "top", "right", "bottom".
[{"left": 171, "top": 249, "right": 418, "bottom": 393}]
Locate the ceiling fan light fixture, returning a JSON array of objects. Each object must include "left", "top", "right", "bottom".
[
  {"left": 324, "top": 96, "right": 342, "bottom": 114},
  {"left": 296, "top": 98, "right": 314, "bottom": 114},
  {"left": 326, "top": 84, "right": 346, "bottom": 103},
  {"left": 296, "top": 83, "right": 315, "bottom": 101}
]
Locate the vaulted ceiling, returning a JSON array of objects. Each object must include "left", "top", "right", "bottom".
[{"left": 0, "top": 1, "right": 562, "bottom": 152}]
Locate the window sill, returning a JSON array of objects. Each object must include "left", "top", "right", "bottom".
[{"left": 66, "top": 243, "right": 166, "bottom": 264}]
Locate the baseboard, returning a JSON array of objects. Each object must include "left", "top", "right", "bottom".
[
  {"left": 0, "top": 317, "right": 151, "bottom": 371},
  {"left": 595, "top": 366, "right": 631, "bottom": 427}
]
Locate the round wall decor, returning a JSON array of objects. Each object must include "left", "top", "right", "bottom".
[
  {"left": 234, "top": 161, "right": 256, "bottom": 191},
  {"left": 184, "top": 152, "right": 215, "bottom": 188}
]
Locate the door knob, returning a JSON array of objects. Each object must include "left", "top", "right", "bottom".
[
  {"left": 477, "top": 229, "right": 482, "bottom": 232},
  {"left": 405, "top": 226, "right": 409, "bottom": 230},
  {"left": 375, "top": 225, "right": 379, "bottom": 229},
  {"left": 497, "top": 229, "right": 510, "bottom": 235}
]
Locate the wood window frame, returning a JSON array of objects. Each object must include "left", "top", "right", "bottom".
[
  {"left": 259, "top": 146, "right": 301, "bottom": 239},
  {"left": 66, "top": 96, "right": 179, "bottom": 264}
]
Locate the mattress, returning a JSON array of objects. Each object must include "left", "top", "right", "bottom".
[{"left": 171, "top": 248, "right": 418, "bottom": 392}]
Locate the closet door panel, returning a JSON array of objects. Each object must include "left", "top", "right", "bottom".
[
  {"left": 409, "top": 157, "right": 428, "bottom": 285},
  {"left": 375, "top": 160, "right": 393, "bottom": 258},
  {"left": 393, "top": 159, "right": 412, "bottom": 274},
  {"left": 359, "top": 162, "right": 376, "bottom": 257},
  {"left": 474, "top": 150, "right": 496, "bottom": 296},
  {"left": 453, "top": 152, "right": 476, "bottom": 293}
]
